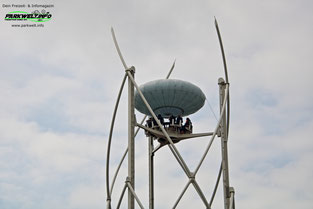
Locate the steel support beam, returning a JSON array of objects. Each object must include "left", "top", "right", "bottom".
[
  {"left": 219, "top": 78, "right": 231, "bottom": 209},
  {"left": 128, "top": 67, "right": 135, "bottom": 209},
  {"left": 148, "top": 136, "right": 154, "bottom": 209}
]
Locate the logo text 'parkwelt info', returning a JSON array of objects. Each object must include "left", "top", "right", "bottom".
[{"left": 5, "top": 11, "right": 52, "bottom": 22}]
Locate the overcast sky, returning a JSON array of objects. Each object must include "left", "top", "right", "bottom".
[{"left": 0, "top": 0, "right": 312, "bottom": 208}]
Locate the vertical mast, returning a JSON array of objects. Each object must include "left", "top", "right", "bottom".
[
  {"left": 218, "top": 77, "right": 230, "bottom": 209},
  {"left": 148, "top": 136, "right": 154, "bottom": 209},
  {"left": 128, "top": 67, "right": 135, "bottom": 209}
]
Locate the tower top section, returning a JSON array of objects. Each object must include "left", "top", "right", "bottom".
[{"left": 135, "top": 79, "right": 206, "bottom": 117}]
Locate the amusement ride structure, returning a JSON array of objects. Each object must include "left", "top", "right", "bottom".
[{"left": 106, "top": 19, "right": 235, "bottom": 209}]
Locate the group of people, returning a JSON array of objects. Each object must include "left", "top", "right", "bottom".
[{"left": 146, "top": 114, "right": 193, "bottom": 134}]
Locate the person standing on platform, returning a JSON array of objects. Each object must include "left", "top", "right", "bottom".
[
  {"left": 176, "top": 115, "right": 183, "bottom": 126},
  {"left": 157, "top": 114, "right": 164, "bottom": 127},
  {"left": 169, "top": 115, "right": 175, "bottom": 126},
  {"left": 183, "top": 118, "right": 192, "bottom": 133}
]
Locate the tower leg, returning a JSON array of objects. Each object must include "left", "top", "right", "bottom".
[
  {"left": 218, "top": 78, "right": 231, "bottom": 209},
  {"left": 128, "top": 67, "right": 135, "bottom": 209},
  {"left": 148, "top": 136, "right": 154, "bottom": 209}
]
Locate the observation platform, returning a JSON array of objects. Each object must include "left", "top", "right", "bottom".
[
  {"left": 135, "top": 79, "right": 212, "bottom": 145},
  {"left": 137, "top": 121, "right": 213, "bottom": 146}
]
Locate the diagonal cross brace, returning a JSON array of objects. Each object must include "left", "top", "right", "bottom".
[
  {"left": 171, "top": 84, "right": 229, "bottom": 208},
  {"left": 172, "top": 178, "right": 211, "bottom": 209}
]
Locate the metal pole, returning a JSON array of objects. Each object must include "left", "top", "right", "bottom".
[
  {"left": 106, "top": 73, "right": 127, "bottom": 209},
  {"left": 191, "top": 180, "right": 210, "bottom": 208},
  {"left": 228, "top": 187, "right": 235, "bottom": 209},
  {"left": 128, "top": 67, "right": 135, "bottom": 209},
  {"left": 148, "top": 136, "right": 154, "bottom": 209},
  {"left": 110, "top": 148, "right": 128, "bottom": 195},
  {"left": 172, "top": 180, "right": 192, "bottom": 209},
  {"left": 209, "top": 162, "right": 223, "bottom": 207},
  {"left": 218, "top": 78, "right": 230, "bottom": 209},
  {"left": 117, "top": 183, "right": 128, "bottom": 209}
]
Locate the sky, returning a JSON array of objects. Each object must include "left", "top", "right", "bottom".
[{"left": 0, "top": 0, "right": 313, "bottom": 208}]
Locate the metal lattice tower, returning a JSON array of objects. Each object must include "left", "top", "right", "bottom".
[{"left": 106, "top": 19, "right": 235, "bottom": 209}]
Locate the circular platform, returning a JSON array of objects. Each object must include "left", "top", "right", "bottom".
[{"left": 135, "top": 79, "right": 206, "bottom": 117}]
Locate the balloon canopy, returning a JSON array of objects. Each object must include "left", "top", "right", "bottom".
[{"left": 135, "top": 79, "right": 206, "bottom": 117}]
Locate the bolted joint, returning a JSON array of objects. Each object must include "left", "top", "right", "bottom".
[
  {"left": 218, "top": 77, "right": 230, "bottom": 86},
  {"left": 229, "top": 187, "right": 235, "bottom": 194},
  {"left": 217, "top": 125, "right": 222, "bottom": 137},
  {"left": 125, "top": 177, "right": 131, "bottom": 183},
  {"left": 218, "top": 77, "right": 225, "bottom": 85},
  {"left": 126, "top": 66, "right": 135, "bottom": 73},
  {"left": 189, "top": 172, "right": 196, "bottom": 182}
]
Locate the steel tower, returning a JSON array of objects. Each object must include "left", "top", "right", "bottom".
[{"left": 106, "top": 19, "right": 235, "bottom": 209}]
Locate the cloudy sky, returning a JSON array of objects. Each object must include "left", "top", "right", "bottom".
[{"left": 0, "top": 0, "right": 312, "bottom": 208}]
